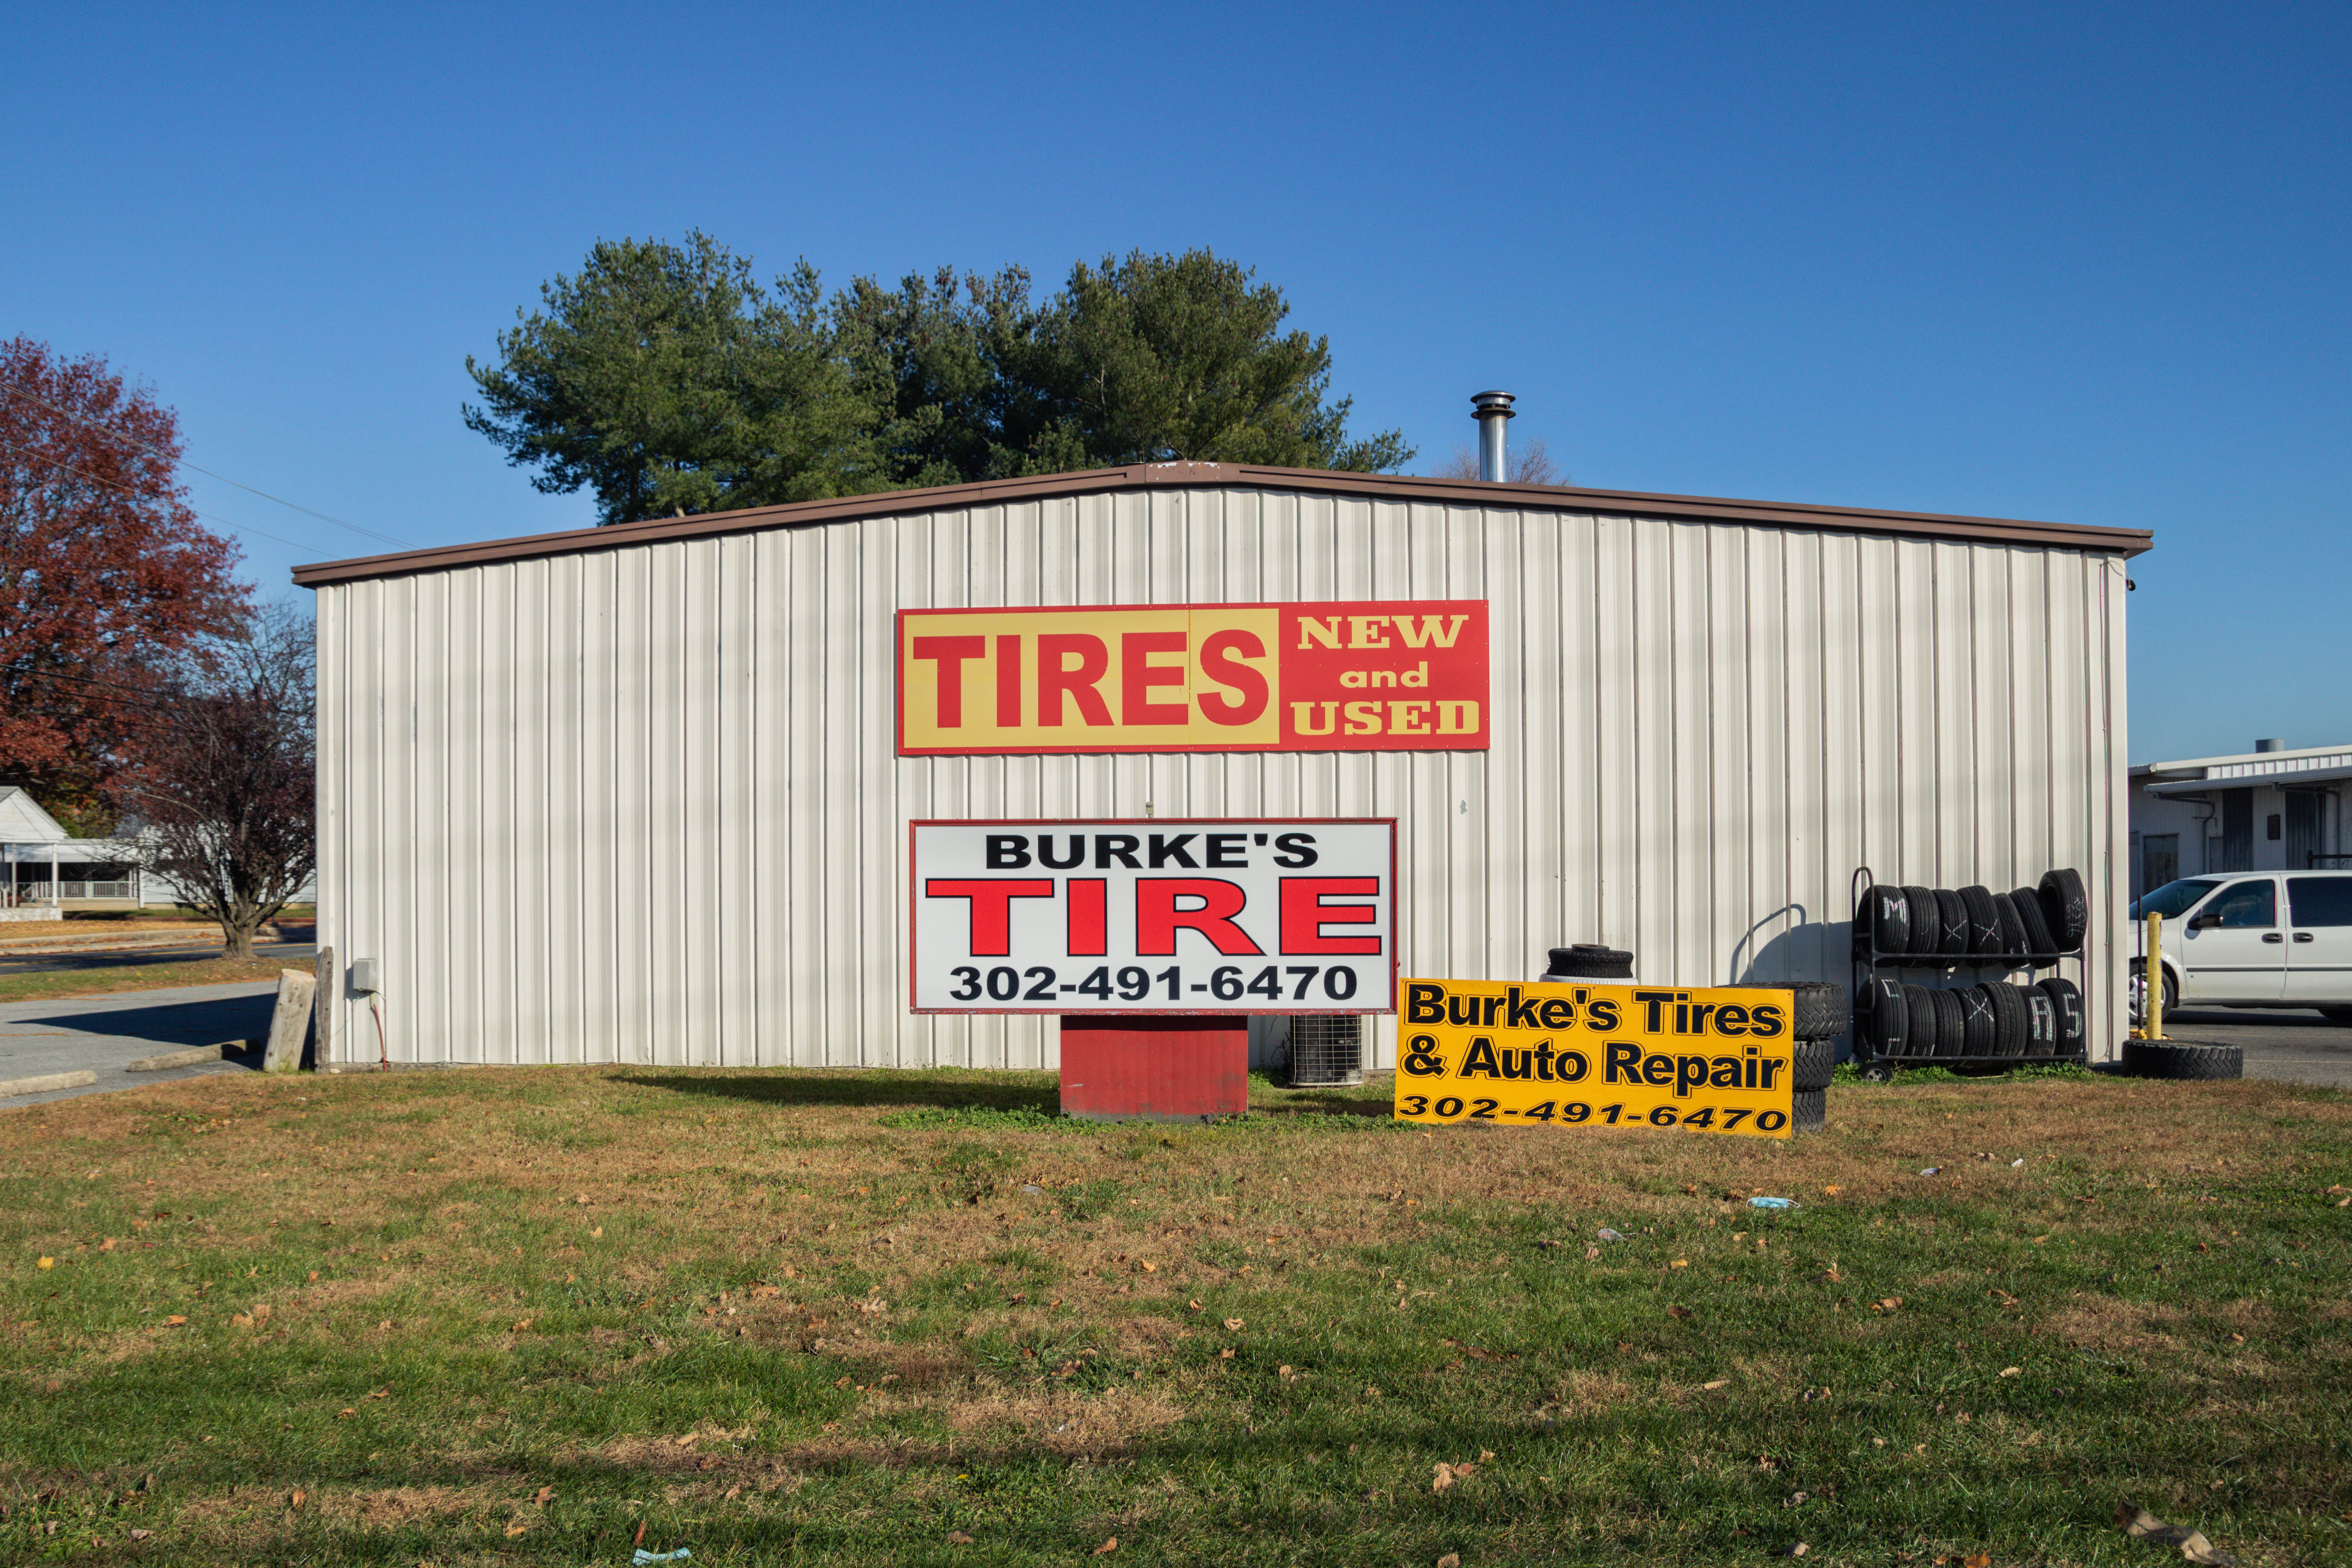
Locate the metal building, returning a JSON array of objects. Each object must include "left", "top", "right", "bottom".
[{"left": 294, "top": 464, "right": 2150, "bottom": 1071}]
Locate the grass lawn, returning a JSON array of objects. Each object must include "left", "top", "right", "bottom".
[
  {"left": 2, "top": 1063, "right": 2346, "bottom": 1565},
  {"left": 0, "top": 954, "right": 300, "bottom": 1007}
]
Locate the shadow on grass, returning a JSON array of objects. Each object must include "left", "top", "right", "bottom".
[{"left": 611, "top": 1069, "right": 1063, "bottom": 1115}]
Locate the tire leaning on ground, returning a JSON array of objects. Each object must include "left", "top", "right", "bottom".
[
  {"left": 1959, "top": 886, "right": 2004, "bottom": 954},
  {"left": 2039, "top": 868, "right": 2089, "bottom": 952},
  {"left": 2036, "top": 977, "right": 2085, "bottom": 1052},
  {"left": 1791, "top": 1087, "right": 1826, "bottom": 1132},
  {"left": 1957, "top": 984, "right": 1999, "bottom": 1056},
  {"left": 1928, "top": 987, "right": 1968, "bottom": 1058},
  {"left": 2121, "top": 1037, "right": 2243, "bottom": 1081},
  {"left": 1791, "top": 1035, "right": 1836, "bottom": 1092},
  {"left": 1984, "top": 981, "right": 2030, "bottom": 1058},
  {"left": 1992, "top": 892, "right": 2032, "bottom": 955},
  {"left": 1868, "top": 884, "right": 1912, "bottom": 955},
  {"left": 1934, "top": 890, "right": 1972, "bottom": 955},
  {"left": 1787, "top": 981, "right": 1851, "bottom": 1041},
  {"left": 1864, "top": 977, "right": 1907, "bottom": 1056},
  {"left": 1903, "top": 984, "right": 1940, "bottom": 1060},
  {"left": 1903, "top": 887, "right": 1940, "bottom": 956},
  {"left": 2009, "top": 887, "right": 2059, "bottom": 955}
]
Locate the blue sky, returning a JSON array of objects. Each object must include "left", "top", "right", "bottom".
[{"left": 5, "top": 2, "right": 2344, "bottom": 762}]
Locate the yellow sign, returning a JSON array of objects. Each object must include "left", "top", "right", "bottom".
[{"left": 1392, "top": 978, "right": 1796, "bottom": 1139}]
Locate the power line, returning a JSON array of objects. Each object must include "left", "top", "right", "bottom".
[
  {"left": 9, "top": 443, "right": 325, "bottom": 556},
  {"left": 0, "top": 380, "right": 412, "bottom": 549}
]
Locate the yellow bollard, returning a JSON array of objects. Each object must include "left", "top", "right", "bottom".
[{"left": 2146, "top": 912, "right": 2164, "bottom": 1041}]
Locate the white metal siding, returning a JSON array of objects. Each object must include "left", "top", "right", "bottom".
[{"left": 314, "top": 486, "right": 2130, "bottom": 1070}]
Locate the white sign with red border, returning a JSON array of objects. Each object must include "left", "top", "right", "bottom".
[{"left": 909, "top": 818, "right": 1398, "bottom": 1015}]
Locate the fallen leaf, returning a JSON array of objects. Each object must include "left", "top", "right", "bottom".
[
  {"left": 532, "top": 1485, "right": 554, "bottom": 1508},
  {"left": 1437, "top": 1556, "right": 1462, "bottom": 1568},
  {"left": 129, "top": 1529, "right": 152, "bottom": 1541},
  {"left": 591, "top": 1226, "right": 603, "bottom": 1237},
  {"left": 1188, "top": 1299, "right": 1203, "bottom": 1312},
  {"left": 1432, "top": 1462, "right": 1458, "bottom": 1492},
  {"left": 512, "top": 1318, "right": 533, "bottom": 1332},
  {"left": 337, "top": 1408, "right": 356, "bottom": 1418},
  {"left": 230, "top": 1313, "right": 254, "bottom": 1328},
  {"left": 1965, "top": 1555, "right": 1991, "bottom": 1568},
  {"left": 2116, "top": 1503, "right": 2240, "bottom": 1565},
  {"left": 946, "top": 1531, "right": 974, "bottom": 1545},
  {"left": 2032, "top": 1235, "right": 2050, "bottom": 1245},
  {"left": 505, "top": 1523, "right": 528, "bottom": 1538},
  {"left": 36, "top": 1257, "right": 53, "bottom": 1270},
  {"left": 369, "top": 1386, "right": 391, "bottom": 1399},
  {"left": 1681, "top": 1183, "right": 1698, "bottom": 1195},
  {"left": 1139, "top": 1260, "right": 1157, "bottom": 1273},
  {"left": 1703, "top": 1379, "right": 1730, "bottom": 1390},
  {"left": 163, "top": 1315, "right": 186, "bottom": 1327},
  {"left": 1224, "top": 1318, "right": 1245, "bottom": 1331},
  {"left": 1670, "top": 1258, "right": 1689, "bottom": 1269},
  {"left": 1093, "top": 1537, "right": 1119, "bottom": 1555},
  {"left": 1823, "top": 1185, "right": 1842, "bottom": 1195},
  {"left": 2000, "top": 1367, "right": 2021, "bottom": 1378},
  {"left": 1667, "top": 1305, "right": 1694, "bottom": 1320}
]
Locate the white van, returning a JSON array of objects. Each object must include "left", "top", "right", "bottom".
[{"left": 2129, "top": 870, "right": 2352, "bottom": 1020}]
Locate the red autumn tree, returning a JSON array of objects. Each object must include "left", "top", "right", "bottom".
[{"left": 0, "top": 338, "right": 248, "bottom": 832}]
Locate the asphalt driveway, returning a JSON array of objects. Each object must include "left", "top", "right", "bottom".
[{"left": 0, "top": 980, "right": 281, "bottom": 1106}]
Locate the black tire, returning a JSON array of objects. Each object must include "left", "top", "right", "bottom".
[
  {"left": 1928, "top": 987, "right": 1967, "bottom": 1058},
  {"left": 1863, "top": 977, "right": 1907, "bottom": 1055},
  {"left": 1859, "top": 1060, "right": 1897, "bottom": 1083},
  {"left": 2322, "top": 1006, "right": 2352, "bottom": 1025},
  {"left": 1792, "top": 1034, "right": 1836, "bottom": 1092},
  {"left": 2129, "top": 960, "right": 2179, "bottom": 1024},
  {"left": 1959, "top": 887, "right": 2003, "bottom": 954},
  {"left": 1866, "top": 884, "right": 1912, "bottom": 956},
  {"left": 1789, "top": 981, "right": 1850, "bottom": 1041},
  {"left": 2038, "top": 869, "right": 2089, "bottom": 953},
  {"left": 2036, "top": 977, "right": 2085, "bottom": 1051},
  {"left": 1791, "top": 1087, "right": 1826, "bottom": 1132},
  {"left": 1934, "top": 890, "right": 1971, "bottom": 955},
  {"left": 1903, "top": 984, "right": 1938, "bottom": 1059},
  {"left": 1544, "top": 945, "right": 1634, "bottom": 979},
  {"left": 2020, "top": 987, "right": 2058, "bottom": 1057},
  {"left": 2121, "top": 1037, "right": 2243, "bottom": 1081},
  {"left": 1957, "top": 983, "right": 1999, "bottom": 1056},
  {"left": 2009, "top": 887, "right": 2058, "bottom": 955},
  {"left": 1903, "top": 887, "right": 1939, "bottom": 955},
  {"left": 1985, "top": 981, "right": 2030, "bottom": 1058},
  {"left": 1992, "top": 892, "right": 2031, "bottom": 955}
]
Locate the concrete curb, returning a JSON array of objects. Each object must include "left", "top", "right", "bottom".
[
  {"left": 126, "top": 1041, "right": 255, "bottom": 1073},
  {"left": 1, "top": 1070, "right": 100, "bottom": 1099}
]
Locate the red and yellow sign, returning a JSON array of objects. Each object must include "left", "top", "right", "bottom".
[{"left": 897, "top": 601, "right": 1489, "bottom": 755}]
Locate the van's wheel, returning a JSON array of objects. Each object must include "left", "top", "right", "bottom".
[
  {"left": 2130, "top": 960, "right": 2179, "bottom": 1020},
  {"left": 1859, "top": 1060, "right": 1897, "bottom": 1083},
  {"left": 2121, "top": 1037, "right": 2242, "bottom": 1081}
]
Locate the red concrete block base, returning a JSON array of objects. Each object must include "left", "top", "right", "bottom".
[{"left": 1058, "top": 1016, "right": 1249, "bottom": 1122}]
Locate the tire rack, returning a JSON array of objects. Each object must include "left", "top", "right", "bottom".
[{"left": 1848, "top": 867, "right": 2090, "bottom": 1073}]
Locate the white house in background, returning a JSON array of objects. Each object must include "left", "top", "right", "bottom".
[
  {"left": 0, "top": 786, "right": 147, "bottom": 910},
  {"left": 2129, "top": 739, "right": 2352, "bottom": 898}
]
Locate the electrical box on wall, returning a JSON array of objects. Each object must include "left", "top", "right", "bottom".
[{"left": 349, "top": 958, "right": 380, "bottom": 994}]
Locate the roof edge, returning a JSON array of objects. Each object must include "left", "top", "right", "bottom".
[{"left": 292, "top": 462, "right": 2155, "bottom": 587}]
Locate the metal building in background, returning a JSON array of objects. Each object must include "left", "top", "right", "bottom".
[{"left": 294, "top": 463, "right": 2150, "bottom": 1071}]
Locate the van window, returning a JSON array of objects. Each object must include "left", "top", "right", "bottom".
[
  {"left": 2132, "top": 878, "right": 2221, "bottom": 920},
  {"left": 2288, "top": 877, "right": 2352, "bottom": 928},
  {"left": 2202, "top": 879, "right": 2276, "bottom": 929}
]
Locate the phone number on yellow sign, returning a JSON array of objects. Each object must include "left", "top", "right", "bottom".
[{"left": 1392, "top": 978, "right": 1797, "bottom": 1139}]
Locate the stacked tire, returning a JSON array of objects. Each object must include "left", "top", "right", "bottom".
[
  {"left": 1860, "top": 869, "right": 2089, "bottom": 958},
  {"left": 1862, "top": 975, "right": 2083, "bottom": 1062},
  {"left": 1787, "top": 981, "right": 1846, "bottom": 1132}
]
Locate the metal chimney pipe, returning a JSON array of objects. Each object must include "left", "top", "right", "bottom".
[
  {"left": 1471, "top": 391, "right": 1515, "bottom": 482},
  {"left": 2256, "top": 738, "right": 2284, "bottom": 753}
]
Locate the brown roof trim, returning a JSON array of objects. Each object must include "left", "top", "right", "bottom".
[{"left": 290, "top": 462, "right": 2152, "bottom": 587}]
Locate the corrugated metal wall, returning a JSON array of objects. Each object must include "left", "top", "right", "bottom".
[{"left": 314, "top": 484, "right": 2129, "bottom": 1070}]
